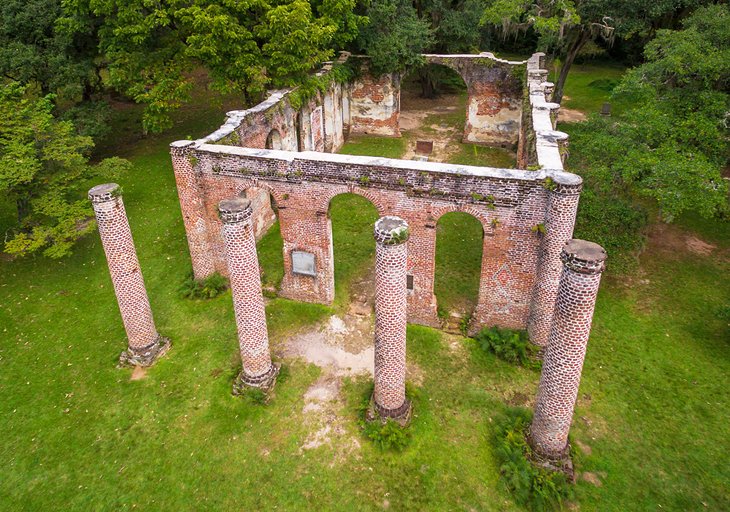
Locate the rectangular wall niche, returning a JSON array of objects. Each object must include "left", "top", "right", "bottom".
[
  {"left": 292, "top": 251, "right": 317, "bottom": 277},
  {"left": 406, "top": 274, "right": 414, "bottom": 290}
]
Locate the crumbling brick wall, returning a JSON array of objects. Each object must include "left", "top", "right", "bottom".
[
  {"left": 170, "top": 51, "right": 585, "bottom": 337},
  {"left": 423, "top": 53, "right": 525, "bottom": 147},
  {"left": 171, "top": 141, "right": 581, "bottom": 334}
]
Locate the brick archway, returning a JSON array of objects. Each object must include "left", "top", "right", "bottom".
[{"left": 422, "top": 54, "right": 525, "bottom": 147}]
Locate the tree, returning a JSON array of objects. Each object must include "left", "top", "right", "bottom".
[
  {"left": 0, "top": 0, "right": 101, "bottom": 100},
  {"left": 0, "top": 83, "right": 131, "bottom": 258},
  {"left": 357, "top": 0, "right": 434, "bottom": 76},
  {"left": 481, "top": 0, "right": 709, "bottom": 104},
  {"left": 569, "top": 4, "right": 729, "bottom": 223},
  {"left": 61, "top": 0, "right": 365, "bottom": 133}
]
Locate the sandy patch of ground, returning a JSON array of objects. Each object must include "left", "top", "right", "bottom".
[
  {"left": 685, "top": 236, "right": 716, "bottom": 256},
  {"left": 558, "top": 108, "right": 587, "bottom": 123},
  {"left": 399, "top": 89, "right": 465, "bottom": 163},
  {"left": 130, "top": 366, "right": 147, "bottom": 381},
  {"left": 278, "top": 266, "right": 423, "bottom": 457}
]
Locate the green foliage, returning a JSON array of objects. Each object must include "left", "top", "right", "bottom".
[
  {"left": 573, "top": 187, "right": 647, "bottom": 272},
  {"left": 239, "top": 387, "right": 269, "bottom": 406},
  {"left": 494, "top": 408, "right": 574, "bottom": 511},
  {"left": 0, "top": 83, "right": 130, "bottom": 258},
  {"left": 362, "top": 418, "right": 412, "bottom": 450},
  {"left": 474, "top": 327, "right": 541, "bottom": 370},
  {"left": 568, "top": 5, "right": 729, "bottom": 223},
  {"left": 179, "top": 272, "right": 229, "bottom": 300},
  {"left": 0, "top": 0, "right": 101, "bottom": 100},
  {"left": 356, "top": 0, "right": 433, "bottom": 75},
  {"left": 60, "top": 100, "right": 113, "bottom": 142},
  {"left": 62, "top": 0, "right": 366, "bottom": 132},
  {"left": 288, "top": 64, "right": 355, "bottom": 110}
]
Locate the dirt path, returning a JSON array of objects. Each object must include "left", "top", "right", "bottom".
[{"left": 274, "top": 265, "right": 423, "bottom": 457}]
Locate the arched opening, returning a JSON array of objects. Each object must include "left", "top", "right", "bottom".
[
  {"left": 328, "top": 193, "right": 379, "bottom": 310},
  {"left": 399, "top": 63, "right": 516, "bottom": 168},
  {"left": 434, "top": 211, "right": 484, "bottom": 329},
  {"left": 399, "top": 64, "right": 468, "bottom": 162},
  {"left": 265, "top": 129, "right": 282, "bottom": 150},
  {"left": 242, "top": 188, "right": 283, "bottom": 296}
]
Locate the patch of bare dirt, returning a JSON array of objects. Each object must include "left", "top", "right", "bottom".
[
  {"left": 558, "top": 108, "right": 587, "bottom": 123},
  {"left": 278, "top": 268, "right": 423, "bottom": 459},
  {"left": 647, "top": 223, "right": 721, "bottom": 260},
  {"left": 399, "top": 89, "right": 465, "bottom": 163},
  {"left": 686, "top": 236, "right": 716, "bottom": 256},
  {"left": 574, "top": 439, "right": 592, "bottom": 456},
  {"left": 130, "top": 366, "right": 147, "bottom": 381},
  {"left": 580, "top": 472, "right": 603, "bottom": 487}
]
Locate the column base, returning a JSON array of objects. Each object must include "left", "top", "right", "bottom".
[
  {"left": 527, "top": 432, "right": 575, "bottom": 482},
  {"left": 118, "top": 336, "right": 171, "bottom": 368},
  {"left": 232, "top": 363, "right": 281, "bottom": 397},
  {"left": 366, "top": 396, "right": 413, "bottom": 427}
]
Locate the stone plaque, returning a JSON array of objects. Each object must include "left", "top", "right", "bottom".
[{"left": 292, "top": 251, "right": 316, "bottom": 276}]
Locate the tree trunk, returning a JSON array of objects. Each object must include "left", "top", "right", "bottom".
[
  {"left": 419, "top": 66, "right": 437, "bottom": 99},
  {"left": 16, "top": 196, "right": 31, "bottom": 223},
  {"left": 552, "top": 30, "right": 590, "bottom": 104}
]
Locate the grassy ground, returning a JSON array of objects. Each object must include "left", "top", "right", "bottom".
[
  {"left": 1, "top": 62, "right": 728, "bottom": 511},
  {"left": 435, "top": 212, "right": 484, "bottom": 317},
  {"left": 339, "top": 134, "right": 408, "bottom": 159},
  {"left": 559, "top": 61, "right": 628, "bottom": 115}
]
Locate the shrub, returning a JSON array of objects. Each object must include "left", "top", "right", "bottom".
[
  {"left": 179, "top": 272, "right": 229, "bottom": 299},
  {"left": 573, "top": 188, "right": 647, "bottom": 273},
  {"left": 357, "top": 382, "right": 416, "bottom": 451},
  {"left": 363, "top": 419, "right": 411, "bottom": 451},
  {"left": 495, "top": 408, "right": 574, "bottom": 511},
  {"left": 474, "top": 327, "right": 541, "bottom": 370}
]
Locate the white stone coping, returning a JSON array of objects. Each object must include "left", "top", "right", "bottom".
[
  {"left": 422, "top": 52, "right": 527, "bottom": 65},
  {"left": 171, "top": 50, "right": 575, "bottom": 181},
  {"left": 192, "top": 143, "right": 581, "bottom": 186}
]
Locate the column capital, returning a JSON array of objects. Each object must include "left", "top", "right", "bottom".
[
  {"left": 374, "top": 216, "right": 409, "bottom": 246},
  {"left": 561, "top": 239, "right": 607, "bottom": 275},
  {"left": 218, "top": 197, "right": 253, "bottom": 225},
  {"left": 88, "top": 183, "right": 122, "bottom": 204}
]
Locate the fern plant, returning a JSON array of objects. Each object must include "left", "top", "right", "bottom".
[
  {"left": 179, "top": 272, "right": 229, "bottom": 300},
  {"left": 494, "top": 408, "right": 574, "bottom": 511},
  {"left": 474, "top": 326, "right": 541, "bottom": 370}
]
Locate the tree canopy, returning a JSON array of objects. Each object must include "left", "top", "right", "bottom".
[
  {"left": 0, "top": 83, "right": 130, "bottom": 258},
  {"left": 60, "top": 0, "right": 365, "bottom": 132},
  {"left": 569, "top": 4, "right": 729, "bottom": 222}
]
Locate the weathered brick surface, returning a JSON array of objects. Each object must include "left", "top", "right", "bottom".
[
  {"left": 528, "top": 182, "right": 582, "bottom": 346},
  {"left": 373, "top": 217, "right": 410, "bottom": 418},
  {"left": 349, "top": 64, "right": 401, "bottom": 137},
  {"left": 218, "top": 196, "right": 275, "bottom": 384},
  {"left": 173, "top": 144, "right": 578, "bottom": 333},
  {"left": 530, "top": 240, "right": 607, "bottom": 458},
  {"left": 423, "top": 54, "right": 524, "bottom": 147},
  {"left": 89, "top": 183, "right": 164, "bottom": 361},
  {"left": 169, "top": 51, "right": 590, "bottom": 340}
]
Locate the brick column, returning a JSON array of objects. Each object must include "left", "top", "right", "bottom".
[
  {"left": 218, "top": 197, "right": 279, "bottom": 394},
  {"left": 528, "top": 176, "right": 582, "bottom": 346},
  {"left": 530, "top": 239, "right": 607, "bottom": 459},
  {"left": 372, "top": 216, "right": 411, "bottom": 422},
  {"left": 89, "top": 183, "right": 170, "bottom": 367},
  {"left": 170, "top": 141, "right": 216, "bottom": 280}
]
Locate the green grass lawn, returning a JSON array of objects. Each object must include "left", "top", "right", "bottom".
[
  {"left": 448, "top": 144, "right": 516, "bottom": 169},
  {"left": 558, "top": 61, "right": 628, "bottom": 115},
  {"left": 435, "top": 212, "right": 484, "bottom": 316},
  {"left": 338, "top": 134, "right": 408, "bottom": 159},
  {"left": 1, "top": 63, "right": 729, "bottom": 511}
]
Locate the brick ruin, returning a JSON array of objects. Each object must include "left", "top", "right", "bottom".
[{"left": 90, "top": 51, "right": 606, "bottom": 460}]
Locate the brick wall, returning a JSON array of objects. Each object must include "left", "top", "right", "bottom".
[{"left": 170, "top": 142, "right": 583, "bottom": 333}]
